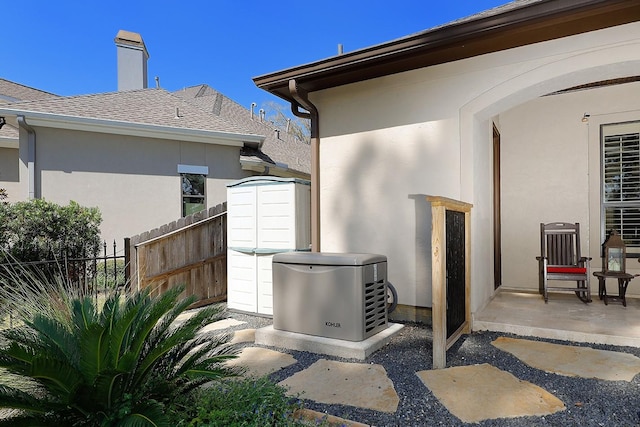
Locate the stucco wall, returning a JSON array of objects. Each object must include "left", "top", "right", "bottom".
[
  {"left": 310, "top": 21, "right": 640, "bottom": 313},
  {"left": 23, "top": 127, "right": 250, "bottom": 249},
  {"left": 501, "top": 82, "right": 640, "bottom": 295},
  {"left": 0, "top": 147, "right": 21, "bottom": 201}
]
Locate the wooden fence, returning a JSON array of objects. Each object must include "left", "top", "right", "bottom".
[{"left": 127, "top": 203, "right": 227, "bottom": 308}]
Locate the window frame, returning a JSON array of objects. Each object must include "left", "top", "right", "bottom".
[
  {"left": 600, "top": 120, "right": 640, "bottom": 255},
  {"left": 178, "top": 164, "right": 209, "bottom": 217}
]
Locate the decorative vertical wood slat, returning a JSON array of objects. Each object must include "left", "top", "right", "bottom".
[{"left": 129, "top": 202, "right": 227, "bottom": 307}]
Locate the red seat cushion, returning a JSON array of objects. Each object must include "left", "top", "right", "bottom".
[{"left": 547, "top": 266, "right": 587, "bottom": 274}]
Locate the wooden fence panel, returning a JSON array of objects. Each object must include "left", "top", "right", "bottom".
[{"left": 128, "top": 203, "right": 227, "bottom": 307}]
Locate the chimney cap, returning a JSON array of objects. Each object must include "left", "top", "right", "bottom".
[{"left": 114, "top": 30, "right": 149, "bottom": 57}]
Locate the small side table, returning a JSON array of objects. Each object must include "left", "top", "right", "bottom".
[{"left": 593, "top": 271, "right": 635, "bottom": 307}]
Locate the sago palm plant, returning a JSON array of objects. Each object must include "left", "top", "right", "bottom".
[{"left": 0, "top": 265, "right": 240, "bottom": 426}]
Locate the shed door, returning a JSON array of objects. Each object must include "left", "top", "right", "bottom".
[
  {"left": 446, "top": 210, "right": 466, "bottom": 338},
  {"left": 227, "top": 186, "right": 257, "bottom": 248}
]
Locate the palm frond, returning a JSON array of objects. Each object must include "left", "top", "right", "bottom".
[
  {"left": 78, "top": 322, "right": 109, "bottom": 381},
  {"left": 0, "top": 384, "right": 48, "bottom": 413},
  {"left": 135, "top": 288, "right": 194, "bottom": 355},
  {"left": 106, "top": 294, "right": 146, "bottom": 370},
  {"left": 148, "top": 295, "right": 195, "bottom": 344},
  {"left": 28, "top": 314, "right": 77, "bottom": 362},
  {"left": 173, "top": 333, "right": 237, "bottom": 377},
  {"left": 122, "top": 399, "right": 169, "bottom": 427},
  {"left": 1, "top": 272, "right": 242, "bottom": 424},
  {"left": 70, "top": 296, "right": 97, "bottom": 331},
  {"left": 91, "top": 370, "right": 127, "bottom": 410},
  {"left": 0, "top": 414, "right": 56, "bottom": 427},
  {"left": 0, "top": 326, "right": 39, "bottom": 351},
  {"left": 30, "top": 356, "right": 83, "bottom": 400},
  {"left": 0, "top": 340, "right": 37, "bottom": 369}
]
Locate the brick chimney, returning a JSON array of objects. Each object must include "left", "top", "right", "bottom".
[{"left": 114, "top": 30, "right": 149, "bottom": 91}]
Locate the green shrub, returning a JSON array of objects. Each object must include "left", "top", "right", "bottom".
[
  {"left": 0, "top": 269, "right": 240, "bottom": 427},
  {"left": 172, "top": 376, "right": 307, "bottom": 427},
  {"left": 0, "top": 198, "right": 102, "bottom": 264},
  {"left": 95, "top": 258, "right": 127, "bottom": 290}
]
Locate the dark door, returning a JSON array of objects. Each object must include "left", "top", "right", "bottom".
[
  {"left": 493, "top": 124, "right": 502, "bottom": 289},
  {"left": 446, "top": 210, "right": 466, "bottom": 338}
]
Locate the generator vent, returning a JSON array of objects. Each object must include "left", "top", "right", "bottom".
[{"left": 364, "top": 279, "right": 387, "bottom": 335}]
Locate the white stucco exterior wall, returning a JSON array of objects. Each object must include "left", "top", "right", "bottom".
[
  {"left": 310, "top": 21, "right": 640, "bottom": 314},
  {"left": 500, "top": 82, "right": 640, "bottom": 295}
]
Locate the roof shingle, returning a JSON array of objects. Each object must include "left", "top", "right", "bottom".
[
  {"left": 3, "top": 88, "right": 252, "bottom": 135},
  {"left": 174, "top": 84, "right": 310, "bottom": 175}
]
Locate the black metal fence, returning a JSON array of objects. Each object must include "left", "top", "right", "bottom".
[{"left": 0, "top": 239, "right": 130, "bottom": 299}]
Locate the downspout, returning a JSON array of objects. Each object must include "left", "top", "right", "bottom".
[
  {"left": 288, "top": 79, "right": 320, "bottom": 252},
  {"left": 16, "top": 116, "right": 36, "bottom": 200}
]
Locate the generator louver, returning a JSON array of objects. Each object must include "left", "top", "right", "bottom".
[{"left": 364, "top": 279, "right": 388, "bottom": 334}]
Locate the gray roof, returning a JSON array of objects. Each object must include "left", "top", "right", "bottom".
[
  {"left": 0, "top": 80, "right": 310, "bottom": 175},
  {"left": 422, "top": 0, "right": 544, "bottom": 32},
  {"left": 1, "top": 88, "right": 252, "bottom": 135},
  {"left": 0, "top": 79, "right": 58, "bottom": 140},
  {"left": 174, "top": 84, "right": 310, "bottom": 175},
  {"left": 0, "top": 78, "right": 58, "bottom": 104}
]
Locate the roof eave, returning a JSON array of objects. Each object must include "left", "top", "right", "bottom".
[
  {"left": 253, "top": 0, "right": 640, "bottom": 103},
  {"left": 240, "top": 157, "right": 310, "bottom": 179},
  {"left": 0, "top": 137, "right": 18, "bottom": 149},
  {"left": 0, "top": 108, "right": 265, "bottom": 148}
]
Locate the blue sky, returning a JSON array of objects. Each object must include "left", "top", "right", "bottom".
[{"left": 3, "top": 0, "right": 508, "bottom": 110}]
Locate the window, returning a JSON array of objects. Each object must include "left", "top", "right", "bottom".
[
  {"left": 178, "top": 165, "right": 209, "bottom": 217},
  {"left": 181, "top": 174, "right": 205, "bottom": 216},
  {"left": 602, "top": 121, "right": 640, "bottom": 249}
]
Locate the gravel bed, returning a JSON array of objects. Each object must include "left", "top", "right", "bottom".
[{"left": 226, "top": 311, "right": 640, "bottom": 427}]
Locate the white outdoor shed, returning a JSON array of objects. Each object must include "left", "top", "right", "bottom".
[
  {"left": 226, "top": 176, "right": 311, "bottom": 315},
  {"left": 254, "top": 0, "right": 640, "bottom": 324}
]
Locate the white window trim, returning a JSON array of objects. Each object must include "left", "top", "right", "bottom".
[
  {"left": 601, "top": 120, "right": 640, "bottom": 250},
  {"left": 178, "top": 164, "right": 209, "bottom": 175}
]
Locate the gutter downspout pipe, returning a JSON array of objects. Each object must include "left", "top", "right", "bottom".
[
  {"left": 17, "top": 116, "right": 36, "bottom": 200},
  {"left": 288, "top": 79, "right": 320, "bottom": 252}
]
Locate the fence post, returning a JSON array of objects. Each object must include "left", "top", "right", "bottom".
[
  {"left": 124, "top": 237, "right": 131, "bottom": 291},
  {"left": 112, "top": 240, "right": 117, "bottom": 292},
  {"left": 427, "top": 196, "right": 473, "bottom": 370}
]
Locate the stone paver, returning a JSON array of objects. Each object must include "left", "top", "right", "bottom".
[
  {"left": 492, "top": 336, "right": 640, "bottom": 381},
  {"left": 199, "top": 316, "right": 640, "bottom": 424},
  {"left": 292, "top": 408, "right": 371, "bottom": 427},
  {"left": 417, "top": 363, "right": 565, "bottom": 424},
  {"left": 230, "top": 328, "right": 255, "bottom": 344},
  {"left": 226, "top": 346, "right": 297, "bottom": 378},
  {"left": 279, "top": 359, "right": 399, "bottom": 413},
  {"left": 200, "top": 318, "right": 245, "bottom": 333}
]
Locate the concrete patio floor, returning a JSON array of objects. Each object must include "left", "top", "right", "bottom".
[{"left": 473, "top": 289, "right": 640, "bottom": 348}]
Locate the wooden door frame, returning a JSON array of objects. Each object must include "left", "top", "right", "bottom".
[{"left": 493, "top": 124, "right": 502, "bottom": 289}]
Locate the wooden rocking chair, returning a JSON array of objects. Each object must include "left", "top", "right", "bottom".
[{"left": 537, "top": 222, "right": 592, "bottom": 303}]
